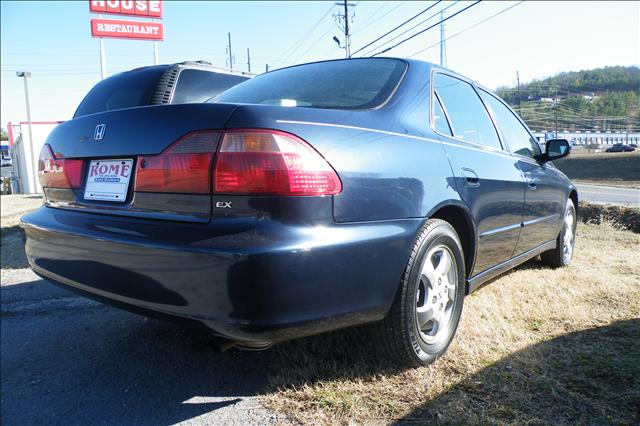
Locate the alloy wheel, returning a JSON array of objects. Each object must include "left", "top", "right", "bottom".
[
  {"left": 415, "top": 245, "right": 458, "bottom": 345},
  {"left": 563, "top": 207, "right": 576, "bottom": 263}
]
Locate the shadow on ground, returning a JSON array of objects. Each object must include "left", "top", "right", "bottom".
[
  {"left": 394, "top": 318, "right": 640, "bottom": 425},
  {"left": 1, "top": 279, "right": 275, "bottom": 425},
  {"left": 1, "top": 276, "right": 395, "bottom": 425},
  {"left": 2, "top": 259, "right": 638, "bottom": 425}
]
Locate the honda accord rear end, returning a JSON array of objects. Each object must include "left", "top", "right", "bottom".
[{"left": 21, "top": 58, "right": 432, "bottom": 349}]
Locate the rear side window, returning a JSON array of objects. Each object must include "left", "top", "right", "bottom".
[
  {"left": 480, "top": 90, "right": 541, "bottom": 158},
  {"left": 213, "top": 58, "right": 406, "bottom": 110},
  {"left": 74, "top": 67, "right": 166, "bottom": 118},
  {"left": 434, "top": 74, "right": 501, "bottom": 150},
  {"left": 172, "top": 70, "right": 249, "bottom": 104},
  {"left": 433, "top": 94, "right": 452, "bottom": 136}
]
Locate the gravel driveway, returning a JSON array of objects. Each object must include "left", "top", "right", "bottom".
[{"left": 1, "top": 196, "right": 282, "bottom": 425}]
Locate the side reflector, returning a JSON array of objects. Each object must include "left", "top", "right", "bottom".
[{"left": 214, "top": 130, "right": 342, "bottom": 196}]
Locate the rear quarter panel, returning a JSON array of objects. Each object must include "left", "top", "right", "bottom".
[{"left": 223, "top": 62, "right": 461, "bottom": 223}]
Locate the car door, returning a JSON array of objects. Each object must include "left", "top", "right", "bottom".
[
  {"left": 479, "top": 89, "right": 565, "bottom": 255},
  {"left": 432, "top": 72, "right": 525, "bottom": 275}
]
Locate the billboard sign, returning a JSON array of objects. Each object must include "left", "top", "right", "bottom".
[
  {"left": 89, "top": 1, "right": 162, "bottom": 18},
  {"left": 91, "top": 18, "right": 163, "bottom": 40}
]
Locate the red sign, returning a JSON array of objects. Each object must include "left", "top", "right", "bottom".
[
  {"left": 89, "top": 1, "right": 162, "bottom": 18},
  {"left": 91, "top": 18, "right": 164, "bottom": 40}
]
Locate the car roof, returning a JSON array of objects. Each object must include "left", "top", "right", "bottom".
[{"left": 115, "top": 61, "right": 255, "bottom": 79}]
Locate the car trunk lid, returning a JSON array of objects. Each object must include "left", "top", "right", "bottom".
[
  {"left": 48, "top": 103, "right": 239, "bottom": 158},
  {"left": 42, "top": 103, "right": 239, "bottom": 223}
]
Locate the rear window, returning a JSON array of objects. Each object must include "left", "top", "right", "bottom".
[
  {"left": 74, "top": 66, "right": 167, "bottom": 118},
  {"left": 212, "top": 58, "right": 406, "bottom": 110},
  {"left": 172, "top": 70, "right": 249, "bottom": 104}
]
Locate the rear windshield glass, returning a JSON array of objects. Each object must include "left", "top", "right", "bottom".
[
  {"left": 212, "top": 58, "right": 406, "bottom": 110},
  {"left": 73, "top": 66, "right": 166, "bottom": 118},
  {"left": 172, "top": 70, "right": 249, "bottom": 104}
]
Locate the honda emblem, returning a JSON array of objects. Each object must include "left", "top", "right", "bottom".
[{"left": 94, "top": 124, "right": 106, "bottom": 140}]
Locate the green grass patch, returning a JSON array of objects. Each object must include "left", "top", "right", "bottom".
[{"left": 555, "top": 151, "right": 640, "bottom": 186}]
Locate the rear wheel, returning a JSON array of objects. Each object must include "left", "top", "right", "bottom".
[
  {"left": 374, "top": 219, "right": 465, "bottom": 367},
  {"left": 541, "top": 200, "right": 577, "bottom": 268}
]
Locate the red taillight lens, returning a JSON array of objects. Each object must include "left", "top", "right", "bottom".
[
  {"left": 135, "top": 131, "right": 220, "bottom": 194},
  {"left": 214, "top": 130, "right": 342, "bottom": 196},
  {"left": 38, "top": 144, "right": 83, "bottom": 189}
]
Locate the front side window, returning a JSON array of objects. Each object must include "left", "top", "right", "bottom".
[
  {"left": 213, "top": 58, "right": 406, "bottom": 110},
  {"left": 480, "top": 89, "right": 540, "bottom": 158},
  {"left": 433, "top": 73, "right": 501, "bottom": 150}
]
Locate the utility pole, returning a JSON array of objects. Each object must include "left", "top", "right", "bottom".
[
  {"left": 99, "top": 14, "right": 106, "bottom": 79},
  {"left": 625, "top": 117, "right": 629, "bottom": 144},
  {"left": 516, "top": 71, "right": 520, "bottom": 115},
  {"left": 334, "top": 1, "right": 355, "bottom": 58},
  {"left": 226, "top": 32, "right": 233, "bottom": 69},
  {"left": 343, "top": 0, "right": 350, "bottom": 58},
  {"left": 153, "top": 18, "right": 159, "bottom": 65},
  {"left": 16, "top": 71, "right": 37, "bottom": 193},
  {"left": 246, "top": 48, "right": 251, "bottom": 73},
  {"left": 554, "top": 86, "right": 559, "bottom": 139},
  {"left": 439, "top": 10, "right": 447, "bottom": 67},
  {"left": 265, "top": 64, "right": 269, "bottom": 73}
]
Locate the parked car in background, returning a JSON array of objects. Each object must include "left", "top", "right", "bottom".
[
  {"left": 605, "top": 144, "right": 635, "bottom": 152},
  {"left": 1, "top": 156, "right": 12, "bottom": 167},
  {"left": 22, "top": 58, "right": 577, "bottom": 367},
  {"left": 628, "top": 143, "right": 638, "bottom": 149},
  {"left": 73, "top": 61, "right": 253, "bottom": 118}
]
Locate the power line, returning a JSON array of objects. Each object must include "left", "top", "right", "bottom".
[
  {"left": 351, "top": 1, "right": 441, "bottom": 57},
  {"left": 370, "top": 1, "right": 482, "bottom": 57},
  {"left": 357, "top": 1, "right": 460, "bottom": 57},
  {"left": 276, "top": 4, "right": 335, "bottom": 64},
  {"left": 289, "top": 24, "right": 336, "bottom": 64},
  {"left": 408, "top": 1, "right": 524, "bottom": 58},
  {"left": 351, "top": 1, "right": 389, "bottom": 33},
  {"left": 351, "top": 1, "right": 405, "bottom": 35},
  {"left": 517, "top": 99, "right": 632, "bottom": 120}
]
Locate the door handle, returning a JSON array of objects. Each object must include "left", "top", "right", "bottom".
[
  {"left": 461, "top": 168, "right": 479, "bottom": 186},
  {"left": 525, "top": 174, "right": 537, "bottom": 190}
]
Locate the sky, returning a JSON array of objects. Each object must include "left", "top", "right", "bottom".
[{"left": 1, "top": 1, "right": 639, "bottom": 126}]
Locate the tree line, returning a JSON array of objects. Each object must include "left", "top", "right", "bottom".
[{"left": 496, "top": 66, "right": 639, "bottom": 132}]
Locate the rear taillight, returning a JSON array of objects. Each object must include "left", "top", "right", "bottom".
[
  {"left": 38, "top": 144, "right": 83, "bottom": 189},
  {"left": 135, "top": 129, "right": 341, "bottom": 196},
  {"left": 135, "top": 131, "right": 220, "bottom": 194},
  {"left": 214, "top": 130, "right": 342, "bottom": 196}
]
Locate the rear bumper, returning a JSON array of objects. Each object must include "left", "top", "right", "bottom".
[{"left": 21, "top": 206, "right": 420, "bottom": 344}]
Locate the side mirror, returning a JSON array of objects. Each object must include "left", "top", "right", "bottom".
[{"left": 539, "top": 139, "right": 571, "bottom": 162}]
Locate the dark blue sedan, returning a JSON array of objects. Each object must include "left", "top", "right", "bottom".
[{"left": 22, "top": 58, "right": 577, "bottom": 367}]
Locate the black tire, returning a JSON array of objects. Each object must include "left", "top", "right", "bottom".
[
  {"left": 373, "top": 219, "right": 466, "bottom": 368},
  {"left": 540, "top": 199, "right": 577, "bottom": 268}
]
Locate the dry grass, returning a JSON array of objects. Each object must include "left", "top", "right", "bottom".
[
  {"left": 0, "top": 195, "right": 43, "bottom": 271},
  {"left": 262, "top": 223, "right": 640, "bottom": 425},
  {"left": 555, "top": 151, "right": 640, "bottom": 189},
  {"left": 0, "top": 194, "right": 43, "bottom": 236}
]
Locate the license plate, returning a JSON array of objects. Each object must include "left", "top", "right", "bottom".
[{"left": 84, "top": 159, "right": 134, "bottom": 202}]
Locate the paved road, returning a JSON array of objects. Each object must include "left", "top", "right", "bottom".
[
  {"left": 575, "top": 183, "right": 640, "bottom": 207},
  {"left": 0, "top": 231, "right": 285, "bottom": 426}
]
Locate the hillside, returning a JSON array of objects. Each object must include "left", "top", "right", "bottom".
[{"left": 496, "top": 66, "right": 640, "bottom": 132}]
